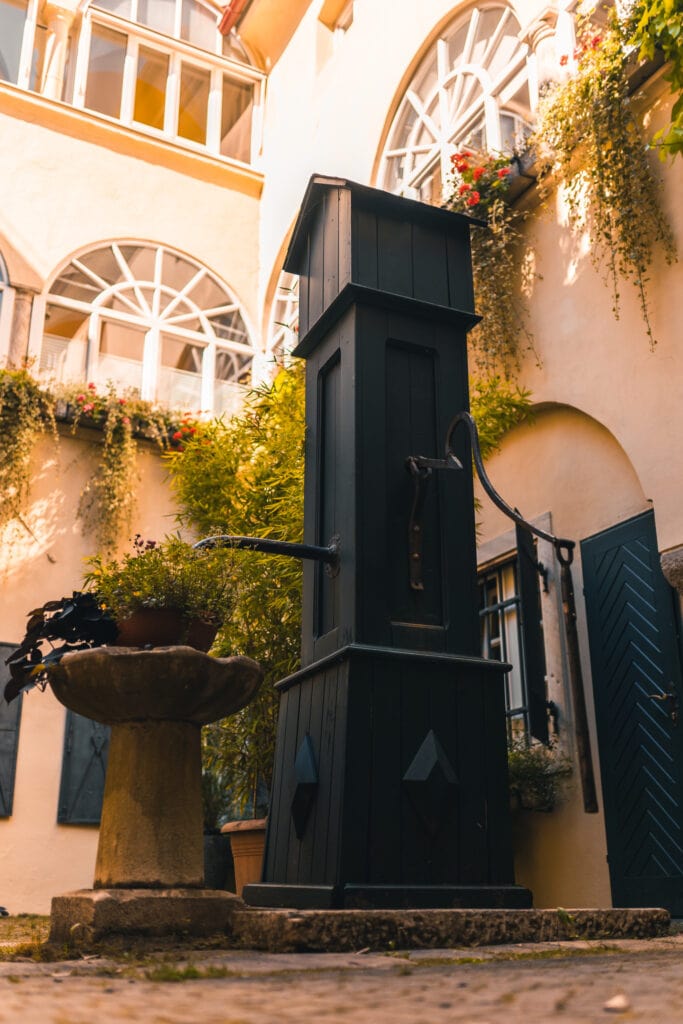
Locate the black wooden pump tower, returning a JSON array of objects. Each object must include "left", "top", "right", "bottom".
[{"left": 245, "top": 176, "right": 531, "bottom": 910}]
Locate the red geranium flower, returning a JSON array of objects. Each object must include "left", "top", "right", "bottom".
[
  {"left": 458, "top": 183, "right": 472, "bottom": 194},
  {"left": 172, "top": 430, "right": 183, "bottom": 441},
  {"left": 76, "top": 394, "right": 85, "bottom": 403},
  {"left": 466, "top": 192, "right": 481, "bottom": 207},
  {"left": 87, "top": 382, "right": 96, "bottom": 390},
  {"left": 559, "top": 54, "right": 569, "bottom": 66},
  {"left": 473, "top": 166, "right": 485, "bottom": 182},
  {"left": 497, "top": 167, "right": 511, "bottom": 178}
]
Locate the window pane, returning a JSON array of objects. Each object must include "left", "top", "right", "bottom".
[
  {"left": 91, "top": 0, "right": 133, "bottom": 18},
  {"left": 181, "top": 0, "right": 216, "bottom": 51},
  {"left": 0, "top": 0, "right": 27, "bottom": 84},
  {"left": 98, "top": 319, "right": 145, "bottom": 392},
  {"left": 138, "top": 0, "right": 175, "bottom": 38},
  {"left": 41, "top": 304, "right": 89, "bottom": 381},
  {"left": 220, "top": 76, "right": 253, "bottom": 162},
  {"left": 28, "top": 22, "right": 48, "bottom": 92},
  {"left": 134, "top": 45, "right": 168, "bottom": 130},
  {"left": 159, "top": 334, "right": 203, "bottom": 409},
  {"left": 178, "top": 62, "right": 209, "bottom": 144},
  {"left": 85, "top": 25, "right": 126, "bottom": 119}
]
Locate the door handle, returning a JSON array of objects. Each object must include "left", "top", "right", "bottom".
[{"left": 647, "top": 684, "right": 679, "bottom": 726}]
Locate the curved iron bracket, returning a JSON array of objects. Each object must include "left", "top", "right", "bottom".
[
  {"left": 194, "top": 534, "right": 340, "bottom": 577},
  {"left": 445, "top": 411, "right": 575, "bottom": 566}
]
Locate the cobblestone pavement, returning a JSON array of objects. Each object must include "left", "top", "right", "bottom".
[{"left": 3, "top": 934, "right": 683, "bottom": 1023}]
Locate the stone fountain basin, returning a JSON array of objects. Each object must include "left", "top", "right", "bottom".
[{"left": 48, "top": 645, "right": 263, "bottom": 725}]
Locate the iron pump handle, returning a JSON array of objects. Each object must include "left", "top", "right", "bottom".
[{"left": 194, "top": 534, "right": 340, "bottom": 576}]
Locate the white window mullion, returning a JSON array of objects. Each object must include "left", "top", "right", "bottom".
[
  {"left": 250, "top": 78, "right": 264, "bottom": 163},
  {"left": 166, "top": 52, "right": 181, "bottom": 136},
  {"left": 72, "top": 15, "right": 92, "bottom": 107},
  {"left": 141, "top": 327, "right": 159, "bottom": 401},
  {"left": 201, "top": 343, "right": 216, "bottom": 413},
  {"left": 206, "top": 67, "right": 222, "bottom": 153},
  {"left": 484, "top": 93, "right": 502, "bottom": 152},
  {"left": 120, "top": 36, "right": 139, "bottom": 124},
  {"left": 17, "top": 0, "right": 39, "bottom": 89},
  {"left": 86, "top": 310, "right": 99, "bottom": 383}
]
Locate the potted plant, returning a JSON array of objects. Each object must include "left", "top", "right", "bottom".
[
  {"left": 507, "top": 739, "right": 572, "bottom": 813},
  {"left": 3, "top": 534, "right": 238, "bottom": 702},
  {"left": 83, "top": 533, "right": 237, "bottom": 650}
]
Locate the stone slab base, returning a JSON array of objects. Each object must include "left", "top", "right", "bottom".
[
  {"left": 228, "top": 907, "right": 670, "bottom": 953},
  {"left": 50, "top": 889, "right": 243, "bottom": 945}
]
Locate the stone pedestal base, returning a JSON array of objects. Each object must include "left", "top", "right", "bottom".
[
  {"left": 95, "top": 720, "right": 203, "bottom": 888},
  {"left": 50, "top": 889, "right": 243, "bottom": 945}
]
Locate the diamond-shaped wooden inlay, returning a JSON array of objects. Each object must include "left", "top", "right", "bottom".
[{"left": 402, "top": 729, "right": 458, "bottom": 838}]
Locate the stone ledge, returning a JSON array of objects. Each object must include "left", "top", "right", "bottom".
[
  {"left": 50, "top": 889, "right": 244, "bottom": 945},
  {"left": 228, "top": 907, "right": 670, "bottom": 953}
]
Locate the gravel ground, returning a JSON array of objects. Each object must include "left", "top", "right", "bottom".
[{"left": 3, "top": 934, "right": 683, "bottom": 1023}]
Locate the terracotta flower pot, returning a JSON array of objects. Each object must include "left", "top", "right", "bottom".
[
  {"left": 221, "top": 818, "right": 267, "bottom": 895},
  {"left": 114, "top": 609, "right": 219, "bottom": 651}
]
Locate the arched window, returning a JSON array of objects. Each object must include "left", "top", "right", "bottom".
[
  {"left": 41, "top": 242, "right": 254, "bottom": 416},
  {"left": 378, "top": 4, "right": 532, "bottom": 200},
  {"left": 267, "top": 270, "right": 299, "bottom": 362}
]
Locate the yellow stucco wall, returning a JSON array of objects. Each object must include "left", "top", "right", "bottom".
[{"left": 0, "top": 431, "right": 178, "bottom": 913}]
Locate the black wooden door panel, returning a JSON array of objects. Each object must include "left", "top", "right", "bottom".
[{"left": 582, "top": 511, "right": 683, "bottom": 913}]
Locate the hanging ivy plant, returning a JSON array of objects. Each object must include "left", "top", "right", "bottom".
[
  {"left": 534, "top": 17, "right": 676, "bottom": 347},
  {"left": 56, "top": 381, "right": 191, "bottom": 553},
  {"left": 443, "top": 150, "right": 536, "bottom": 376},
  {"left": 0, "top": 368, "right": 56, "bottom": 530},
  {"left": 627, "top": 0, "right": 683, "bottom": 160}
]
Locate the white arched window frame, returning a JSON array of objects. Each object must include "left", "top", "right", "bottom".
[
  {"left": 38, "top": 242, "right": 255, "bottom": 416},
  {"left": 378, "top": 4, "right": 533, "bottom": 199},
  {"left": 266, "top": 270, "right": 300, "bottom": 364}
]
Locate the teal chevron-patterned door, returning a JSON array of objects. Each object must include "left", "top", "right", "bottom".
[{"left": 582, "top": 511, "right": 683, "bottom": 913}]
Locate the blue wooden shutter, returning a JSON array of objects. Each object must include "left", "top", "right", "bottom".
[
  {"left": 515, "top": 525, "right": 549, "bottom": 744},
  {"left": 57, "top": 712, "right": 110, "bottom": 824},
  {"left": 0, "top": 642, "right": 21, "bottom": 818}
]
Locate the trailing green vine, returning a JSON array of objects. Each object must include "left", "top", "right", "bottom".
[
  {"left": 627, "top": 0, "right": 683, "bottom": 159},
  {"left": 443, "top": 150, "right": 535, "bottom": 376},
  {"left": 0, "top": 368, "right": 56, "bottom": 530},
  {"left": 55, "top": 381, "right": 191, "bottom": 553},
  {"left": 534, "top": 16, "right": 676, "bottom": 347}
]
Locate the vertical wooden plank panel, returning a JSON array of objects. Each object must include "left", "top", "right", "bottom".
[
  {"left": 296, "top": 672, "right": 326, "bottom": 883},
  {"left": 377, "top": 216, "right": 413, "bottom": 296},
  {"left": 446, "top": 229, "right": 475, "bottom": 311},
  {"left": 340, "top": 662, "right": 372, "bottom": 884},
  {"left": 338, "top": 186, "right": 352, "bottom": 291},
  {"left": 317, "top": 353, "right": 341, "bottom": 637},
  {"left": 325, "top": 662, "right": 348, "bottom": 884},
  {"left": 453, "top": 667, "right": 488, "bottom": 883},
  {"left": 366, "top": 656, "right": 402, "bottom": 883},
  {"left": 290, "top": 675, "right": 315, "bottom": 884},
  {"left": 308, "top": 198, "right": 326, "bottom": 327},
  {"left": 482, "top": 669, "right": 514, "bottom": 883},
  {"left": 269, "top": 683, "right": 301, "bottom": 882},
  {"left": 427, "top": 668, "right": 461, "bottom": 883},
  {"left": 323, "top": 188, "right": 340, "bottom": 310},
  {"left": 352, "top": 206, "right": 379, "bottom": 289},
  {"left": 412, "top": 223, "right": 450, "bottom": 306},
  {"left": 309, "top": 665, "right": 337, "bottom": 883},
  {"left": 398, "top": 659, "right": 436, "bottom": 883},
  {"left": 298, "top": 234, "right": 311, "bottom": 336}
]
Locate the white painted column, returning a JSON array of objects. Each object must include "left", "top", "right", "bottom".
[{"left": 41, "top": 2, "right": 77, "bottom": 101}]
